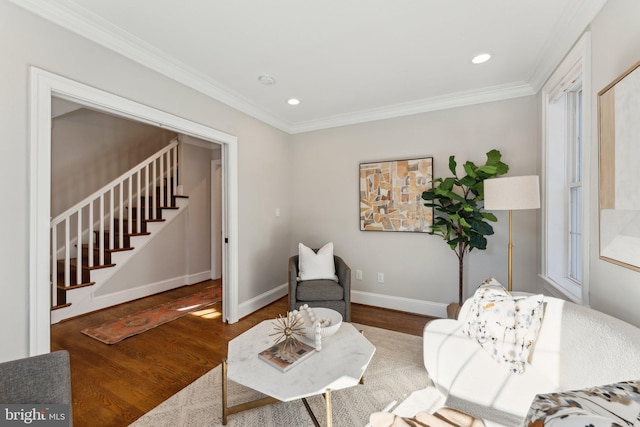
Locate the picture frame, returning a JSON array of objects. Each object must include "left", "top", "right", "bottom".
[
  {"left": 598, "top": 59, "right": 640, "bottom": 271},
  {"left": 359, "top": 157, "right": 433, "bottom": 232}
]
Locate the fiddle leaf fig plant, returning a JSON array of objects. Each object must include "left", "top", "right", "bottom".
[{"left": 421, "top": 149, "right": 509, "bottom": 305}]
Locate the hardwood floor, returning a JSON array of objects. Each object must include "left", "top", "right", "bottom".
[{"left": 51, "top": 281, "right": 435, "bottom": 426}]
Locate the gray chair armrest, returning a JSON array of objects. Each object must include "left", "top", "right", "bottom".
[
  {"left": 288, "top": 255, "right": 300, "bottom": 312},
  {"left": 334, "top": 255, "right": 351, "bottom": 320}
]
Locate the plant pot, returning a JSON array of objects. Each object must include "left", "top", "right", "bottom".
[{"left": 446, "top": 303, "right": 461, "bottom": 320}]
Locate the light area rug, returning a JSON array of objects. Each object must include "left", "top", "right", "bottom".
[{"left": 129, "top": 324, "right": 445, "bottom": 427}]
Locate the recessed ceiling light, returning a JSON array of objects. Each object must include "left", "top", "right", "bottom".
[
  {"left": 287, "top": 98, "right": 300, "bottom": 106},
  {"left": 258, "top": 75, "right": 276, "bottom": 85},
  {"left": 472, "top": 53, "right": 491, "bottom": 64}
]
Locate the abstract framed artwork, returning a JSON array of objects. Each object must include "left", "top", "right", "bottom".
[{"left": 359, "top": 157, "right": 433, "bottom": 232}]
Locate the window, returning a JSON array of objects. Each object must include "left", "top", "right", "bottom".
[
  {"left": 541, "top": 33, "right": 590, "bottom": 304},
  {"left": 568, "top": 88, "right": 583, "bottom": 283}
]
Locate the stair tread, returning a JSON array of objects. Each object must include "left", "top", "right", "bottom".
[
  {"left": 115, "top": 216, "right": 171, "bottom": 222},
  {"left": 97, "top": 230, "right": 136, "bottom": 235},
  {"left": 51, "top": 303, "right": 72, "bottom": 310},
  {"left": 57, "top": 259, "right": 116, "bottom": 270},
  {"left": 57, "top": 281, "right": 95, "bottom": 291},
  {"left": 83, "top": 242, "right": 133, "bottom": 251},
  {"left": 108, "top": 247, "right": 135, "bottom": 252},
  {"left": 81, "top": 244, "right": 118, "bottom": 253}
]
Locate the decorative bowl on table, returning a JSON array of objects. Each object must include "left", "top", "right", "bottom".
[{"left": 295, "top": 306, "right": 342, "bottom": 340}]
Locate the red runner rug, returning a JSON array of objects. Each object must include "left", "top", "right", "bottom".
[{"left": 81, "top": 287, "right": 221, "bottom": 344}]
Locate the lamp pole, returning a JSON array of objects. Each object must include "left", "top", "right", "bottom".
[{"left": 508, "top": 209, "right": 513, "bottom": 292}]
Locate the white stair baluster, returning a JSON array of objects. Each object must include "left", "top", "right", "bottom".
[
  {"left": 136, "top": 169, "right": 141, "bottom": 233},
  {"left": 88, "top": 201, "right": 94, "bottom": 268},
  {"left": 160, "top": 153, "right": 165, "bottom": 208},
  {"left": 172, "top": 145, "right": 178, "bottom": 197},
  {"left": 99, "top": 194, "right": 105, "bottom": 266},
  {"left": 51, "top": 226, "right": 57, "bottom": 306},
  {"left": 119, "top": 181, "right": 124, "bottom": 249},
  {"left": 64, "top": 217, "right": 70, "bottom": 288},
  {"left": 144, "top": 164, "right": 150, "bottom": 222},
  {"left": 128, "top": 176, "right": 132, "bottom": 236},
  {"left": 152, "top": 159, "right": 156, "bottom": 220},
  {"left": 109, "top": 188, "right": 114, "bottom": 250},
  {"left": 76, "top": 210, "right": 82, "bottom": 285}
]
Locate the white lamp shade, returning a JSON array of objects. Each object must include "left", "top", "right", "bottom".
[{"left": 484, "top": 175, "right": 540, "bottom": 211}]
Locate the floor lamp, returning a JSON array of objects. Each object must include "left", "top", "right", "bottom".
[{"left": 484, "top": 175, "right": 540, "bottom": 292}]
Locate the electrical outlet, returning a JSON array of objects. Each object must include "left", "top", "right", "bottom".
[
  {"left": 377, "top": 272, "right": 384, "bottom": 283},
  {"left": 356, "top": 270, "right": 362, "bottom": 280}
]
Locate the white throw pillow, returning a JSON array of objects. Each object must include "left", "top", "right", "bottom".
[
  {"left": 461, "top": 278, "right": 544, "bottom": 373},
  {"left": 298, "top": 242, "right": 338, "bottom": 281}
]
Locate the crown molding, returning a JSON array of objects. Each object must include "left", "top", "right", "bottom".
[
  {"left": 10, "top": 0, "right": 597, "bottom": 135},
  {"left": 528, "top": 0, "right": 608, "bottom": 92},
  {"left": 289, "top": 82, "right": 536, "bottom": 134},
  {"left": 8, "top": 0, "right": 294, "bottom": 133}
]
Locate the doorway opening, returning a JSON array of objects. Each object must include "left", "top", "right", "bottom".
[{"left": 29, "top": 67, "right": 239, "bottom": 355}]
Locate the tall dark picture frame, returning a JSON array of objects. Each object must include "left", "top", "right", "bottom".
[{"left": 359, "top": 157, "right": 433, "bottom": 232}]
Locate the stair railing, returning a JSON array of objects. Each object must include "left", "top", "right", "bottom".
[{"left": 50, "top": 140, "right": 179, "bottom": 307}]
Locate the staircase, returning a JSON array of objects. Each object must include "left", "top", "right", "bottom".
[{"left": 50, "top": 140, "right": 186, "bottom": 323}]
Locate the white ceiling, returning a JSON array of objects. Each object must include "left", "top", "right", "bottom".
[{"left": 13, "top": 0, "right": 607, "bottom": 133}]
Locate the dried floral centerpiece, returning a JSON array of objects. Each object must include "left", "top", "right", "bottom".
[
  {"left": 259, "top": 306, "right": 343, "bottom": 372},
  {"left": 269, "top": 312, "right": 306, "bottom": 353},
  {"left": 258, "top": 311, "right": 316, "bottom": 372}
]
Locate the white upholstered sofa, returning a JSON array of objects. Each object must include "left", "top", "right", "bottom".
[{"left": 423, "top": 294, "right": 640, "bottom": 426}]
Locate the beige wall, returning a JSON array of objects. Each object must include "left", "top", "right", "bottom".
[
  {"left": 0, "top": 0, "right": 292, "bottom": 361},
  {"left": 291, "top": 96, "right": 541, "bottom": 307},
  {"left": 588, "top": 0, "right": 640, "bottom": 326},
  {"left": 94, "top": 210, "right": 188, "bottom": 296},
  {"left": 181, "top": 142, "right": 215, "bottom": 278}
]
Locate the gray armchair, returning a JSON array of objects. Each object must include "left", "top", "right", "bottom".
[
  {"left": 0, "top": 350, "right": 72, "bottom": 424},
  {"left": 288, "top": 253, "right": 351, "bottom": 322}
]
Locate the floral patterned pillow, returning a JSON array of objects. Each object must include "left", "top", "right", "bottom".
[
  {"left": 461, "top": 278, "right": 544, "bottom": 374},
  {"left": 525, "top": 380, "right": 640, "bottom": 426}
]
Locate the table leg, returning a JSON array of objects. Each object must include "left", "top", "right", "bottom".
[
  {"left": 222, "top": 358, "right": 229, "bottom": 425},
  {"left": 221, "top": 358, "right": 279, "bottom": 425},
  {"left": 302, "top": 390, "right": 333, "bottom": 427},
  {"left": 359, "top": 330, "right": 366, "bottom": 385},
  {"left": 302, "top": 398, "right": 321, "bottom": 427},
  {"left": 325, "top": 389, "right": 332, "bottom": 427}
]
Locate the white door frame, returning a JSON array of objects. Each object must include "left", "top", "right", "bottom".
[
  {"left": 211, "top": 159, "right": 223, "bottom": 280},
  {"left": 29, "top": 67, "right": 240, "bottom": 355}
]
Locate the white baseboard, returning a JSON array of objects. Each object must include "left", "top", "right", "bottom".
[
  {"left": 186, "top": 270, "right": 212, "bottom": 285},
  {"left": 352, "top": 290, "right": 447, "bottom": 319},
  {"left": 91, "top": 275, "right": 187, "bottom": 306},
  {"left": 52, "top": 275, "right": 190, "bottom": 323},
  {"left": 237, "top": 283, "right": 288, "bottom": 319},
  {"left": 234, "top": 284, "right": 447, "bottom": 321}
]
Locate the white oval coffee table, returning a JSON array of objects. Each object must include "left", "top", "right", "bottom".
[{"left": 222, "top": 319, "right": 375, "bottom": 426}]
